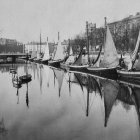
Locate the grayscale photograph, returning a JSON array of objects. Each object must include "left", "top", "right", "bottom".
[{"left": 0, "top": 0, "right": 140, "bottom": 140}]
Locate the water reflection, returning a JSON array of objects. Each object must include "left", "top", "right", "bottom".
[{"left": 0, "top": 63, "right": 140, "bottom": 140}]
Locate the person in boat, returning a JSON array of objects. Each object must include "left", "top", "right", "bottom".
[{"left": 119, "top": 53, "right": 127, "bottom": 69}]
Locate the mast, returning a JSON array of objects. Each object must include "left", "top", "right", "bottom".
[
  {"left": 104, "top": 17, "right": 107, "bottom": 47},
  {"left": 86, "top": 21, "right": 90, "bottom": 63},
  {"left": 40, "top": 31, "right": 42, "bottom": 54}
]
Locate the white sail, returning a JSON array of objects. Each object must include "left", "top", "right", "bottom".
[
  {"left": 131, "top": 30, "right": 140, "bottom": 62},
  {"left": 42, "top": 41, "right": 50, "bottom": 61},
  {"left": 100, "top": 25, "right": 119, "bottom": 68},
  {"left": 65, "top": 46, "right": 74, "bottom": 64},
  {"left": 69, "top": 46, "right": 73, "bottom": 56},
  {"left": 53, "top": 41, "right": 65, "bottom": 61}
]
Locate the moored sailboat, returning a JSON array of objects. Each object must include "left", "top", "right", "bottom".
[
  {"left": 48, "top": 32, "right": 65, "bottom": 67},
  {"left": 87, "top": 18, "right": 119, "bottom": 79},
  {"left": 60, "top": 39, "right": 75, "bottom": 70},
  {"left": 117, "top": 29, "right": 140, "bottom": 79},
  {"left": 41, "top": 37, "right": 50, "bottom": 64},
  {"left": 69, "top": 46, "right": 89, "bottom": 72}
]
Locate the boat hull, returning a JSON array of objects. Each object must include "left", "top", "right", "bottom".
[
  {"left": 41, "top": 59, "right": 49, "bottom": 65},
  {"left": 34, "top": 59, "right": 42, "bottom": 63},
  {"left": 69, "top": 65, "right": 89, "bottom": 72},
  {"left": 117, "top": 69, "right": 140, "bottom": 79},
  {"left": 48, "top": 60, "right": 63, "bottom": 68},
  {"left": 87, "top": 67, "right": 118, "bottom": 79},
  {"left": 19, "top": 74, "right": 32, "bottom": 83}
]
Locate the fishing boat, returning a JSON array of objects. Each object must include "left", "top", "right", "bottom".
[
  {"left": 48, "top": 32, "right": 65, "bottom": 67},
  {"left": 69, "top": 22, "right": 93, "bottom": 72},
  {"left": 87, "top": 18, "right": 119, "bottom": 79},
  {"left": 41, "top": 37, "right": 50, "bottom": 64},
  {"left": 19, "top": 62, "right": 32, "bottom": 83},
  {"left": 60, "top": 39, "right": 75, "bottom": 70},
  {"left": 69, "top": 47, "right": 89, "bottom": 72},
  {"left": 10, "top": 68, "right": 17, "bottom": 74},
  {"left": 117, "top": 29, "right": 140, "bottom": 79}
]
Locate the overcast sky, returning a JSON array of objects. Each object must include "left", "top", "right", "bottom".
[{"left": 0, "top": 0, "right": 140, "bottom": 43}]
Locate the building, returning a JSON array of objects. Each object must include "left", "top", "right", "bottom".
[
  {"left": 0, "top": 38, "right": 24, "bottom": 53},
  {"left": 108, "top": 12, "right": 140, "bottom": 37}
]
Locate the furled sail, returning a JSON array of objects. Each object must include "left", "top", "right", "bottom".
[
  {"left": 100, "top": 25, "right": 119, "bottom": 68},
  {"left": 42, "top": 41, "right": 50, "bottom": 61},
  {"left": 53, "top": 41, "right": 65, "bottom": 61},
  {"left": 131, "top": 30, "right": 140, "bottom": 64},
  {"left": 131, "top": 30, "right": 140, "bottom": 70}
]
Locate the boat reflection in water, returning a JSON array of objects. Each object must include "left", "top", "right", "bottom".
[{"left": 0, "top": 64, "right": 140, "bottom": 140}]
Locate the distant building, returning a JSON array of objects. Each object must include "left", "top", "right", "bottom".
[
  {"left": 0, "top": 38, "right": 24, "bottom": 53},
  {"left": 108, "top": 12, "right": 140, "bottom": 36}
]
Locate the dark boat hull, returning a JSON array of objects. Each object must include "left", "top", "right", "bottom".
[
  {"left": 69, "top": 65, "right": 89, "bottom": 73},
  {"left": 117, "top": 69, "right": 140, "bottom": 79},
  {"left": 34, "top": 59, "right": 42, "bottom": 63},
  {"left": 87, "top": 67, "right": 118, "bottom": 79},
  {"left": 48, "top": 60, "right": 63, "bottom": 68},
  {"left": 41, "top": 60, "right": 49, "bottom": 65},
  {"left": 19, "top": 74, "right": 32, "bottom": 83}
]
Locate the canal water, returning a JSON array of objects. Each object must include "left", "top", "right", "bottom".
[{"left": 0, "top": 62, "right": 139, "bottom": 140}]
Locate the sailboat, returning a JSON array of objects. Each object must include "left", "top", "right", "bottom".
[
  {"left": 41, "top": 37, "right": 50, "bottom": 64},
  {"left": 87, "top": 18, "right": 119, "bottom": 79},
  {"left": 60, "top": 39, "right": 75, "bottom": 70},
  {"left": 117, "top": 29, "right": 140, "bottom": 79},
  {"left": 19, "top": 61, "right": 32, "bottom": 83},
  {"left": 69, "top": 46, "right": 89, "bottom": 72},
  {"left": 34, "top": 33, "right": 42, "bottom": 63},
  {"left": 48, "top": 32, "right": 66, "bottom": 67}
]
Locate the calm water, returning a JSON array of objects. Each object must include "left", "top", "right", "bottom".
[{"left": 0, "top": 62, "right": 140, "bottom": 140}]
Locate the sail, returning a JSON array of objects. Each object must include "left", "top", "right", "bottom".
[
  {"left": 100, "top": 79, "right": 119, "bottom": 127},
  {"left": 73, "top": 47, "right": 83, "bottom": 65},
  {"left": 131, "top": 30, "right": 140, "bottom": 63},
  {"left": 134, "top": 57, "right": 140, "bottom": 70},
  {"left": 65, "top": 46, "right": 75, "bottom": 64},
  {"left": 100, "top": 25, "right": 119, "bottom": 68},
  {"left": 42, "top": 41, "right": 50, "bottom": 61},
  {"left": 53, "top": 69, "right": 64, "bottom": 96},
  {"left": 53, "top": 41, "right": 65, "bottom": 61}
]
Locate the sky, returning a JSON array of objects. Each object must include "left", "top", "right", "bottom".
[{"left": 0, "top": 0, "right": 140, "bottom": 43}]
